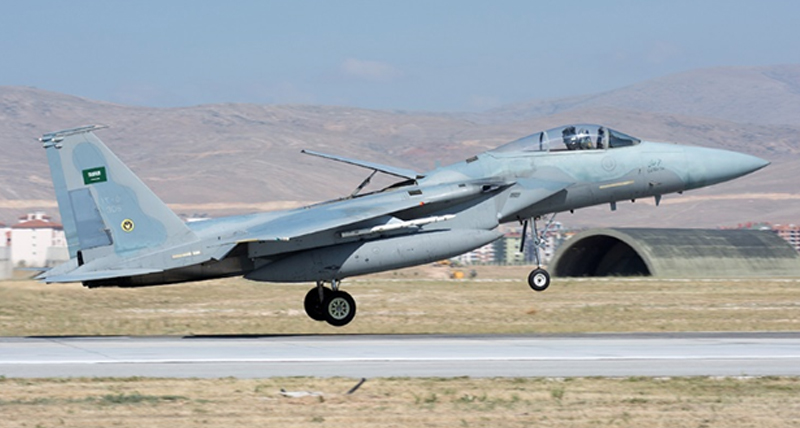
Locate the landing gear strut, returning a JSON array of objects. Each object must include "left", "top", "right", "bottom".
[
  {"left": 304, "top": 279, "right": 357, "bottom": 327},
  {"left": 521, "top": 213, "right": 557, "bottom": 292}
]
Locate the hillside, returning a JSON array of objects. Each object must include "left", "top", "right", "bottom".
[
  {"left": 486, "top": 65, "right": 800, "bottom": 126},
  {"left": 1, "top": 64, "right": 798, "bottom": 228}
]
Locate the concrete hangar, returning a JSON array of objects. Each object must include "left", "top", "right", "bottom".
[{"left": 550, "top": 228, "right": 800, "bottom": 278}]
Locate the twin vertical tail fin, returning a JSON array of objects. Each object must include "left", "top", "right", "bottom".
[{"left": 40, "top": 125, "right": 197, "bottom": 265}]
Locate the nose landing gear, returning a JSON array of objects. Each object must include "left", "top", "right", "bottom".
[{"left": 521, "top": 213, "right": 556, "bottom": 292}]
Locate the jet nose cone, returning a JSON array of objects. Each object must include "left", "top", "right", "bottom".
[
  {"left": 748, "top": 155, "right": 771, "bottom": 172},
  {"left": 723, "top": 150, "right": 770, "bottom": 176},
  {"left": 683, "top": 147, "right": 770, "bottom": 190}
]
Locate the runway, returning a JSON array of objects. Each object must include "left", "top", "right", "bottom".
[{"left": 2, "top": 332, "right": 799, "bottom": 378}]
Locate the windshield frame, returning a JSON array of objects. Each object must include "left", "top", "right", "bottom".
[{"left": 489, "top": 124, "right": 641, "bottom": 154}]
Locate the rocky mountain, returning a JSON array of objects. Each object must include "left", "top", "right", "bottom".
[{"left": 0, "top": 65, "right": 798, "bottom": 228}]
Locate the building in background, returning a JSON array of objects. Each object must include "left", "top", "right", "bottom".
[
  {"left": 0, "top": 222, "right": 10, "bottom": 279},
  {"left": 452, "top": 241, "right": 496, "bottom": 265},
  {"left": 10, "top": 212, "right": 68, "bottom": 268},
  {"left": 494, "top": 232, "right": 526, "bottom": 265},
  {"left": 772, "top": 224, "right": 800, "bottom": 252},
  {"left": 731, "top": 222, "right": 800, "bottom": 253},
  {"left": 0, "top": 222, "right": 9, "bottom": 247}
]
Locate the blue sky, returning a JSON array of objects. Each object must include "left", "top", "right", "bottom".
[{"left": 2, "top": 0, "right": 799, "bottom": 111}]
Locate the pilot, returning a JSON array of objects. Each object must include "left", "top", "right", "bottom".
[
  {"left": 562, "top": 126, "right": 578, "bottom": 150},
  {"left": 578, "top": 128, "right": 593, "bottom": 150},
  {"left": 596, "top": 127, "right": 605, "bottom": 149}
]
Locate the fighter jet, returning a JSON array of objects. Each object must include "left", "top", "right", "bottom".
[{"left": 37, "top": 124, "right": 768, "bottom": 326}]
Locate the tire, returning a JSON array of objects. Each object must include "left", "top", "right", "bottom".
[
  {"left": 304, "top": 287, "right": 331, "bottom": 321},
  {"left": 323, "top": 290, "right": 357, "bottom": 327},
  {"left": 527, "top": 268, "right": 551, "bottom": 292}
]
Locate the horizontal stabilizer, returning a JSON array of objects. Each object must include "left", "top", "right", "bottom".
[{"left": 301, "top": 149, "right": 421, "bottom": 180}]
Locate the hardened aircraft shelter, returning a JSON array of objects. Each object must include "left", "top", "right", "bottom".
[{"left": 551, "top": 228, "right": 800, "bottom": 278}]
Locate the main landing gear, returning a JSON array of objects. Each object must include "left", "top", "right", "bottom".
[
  {"left": 520, "top": 213, "right": 557, "bottom": 292},
  {"left": 304, "top": 279, "right": 356, "bottom": 327}
]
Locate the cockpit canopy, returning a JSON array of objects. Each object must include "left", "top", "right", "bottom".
[{"left": 490, "top": 124, "right": 641, "bottom": 153}]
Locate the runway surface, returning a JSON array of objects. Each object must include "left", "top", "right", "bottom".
[{"left": 2, "top": 332, "right": 799, "bottom": 378}]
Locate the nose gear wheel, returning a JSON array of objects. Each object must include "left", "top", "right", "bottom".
[{"left": 527, "top": 268, "right": 551, "bottom": 291}]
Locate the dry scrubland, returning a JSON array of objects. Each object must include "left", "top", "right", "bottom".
[
  {"left": 1, "top": 265, "right": 799, "bottom": 335},
  {"left": 1, "top": 376, "right": 799, "bottom": 428},
  {"left": 2, "top": 266, "right": 800, "bottom": 427}
]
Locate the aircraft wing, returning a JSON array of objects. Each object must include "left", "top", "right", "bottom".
[
  {"left": 301, "top": 149, "right": 421, "bottom": 180},
  {"left": 233, "top": 180, "right": 500, "bottom": 245}
]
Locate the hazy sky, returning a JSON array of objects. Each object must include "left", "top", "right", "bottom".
[{"left": 2, "top": 0, "right": 799, "bottom": 111}]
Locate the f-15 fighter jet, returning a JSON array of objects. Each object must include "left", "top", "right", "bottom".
[{"left": 37, "top": 124, "right": 768, "bottom": 326}]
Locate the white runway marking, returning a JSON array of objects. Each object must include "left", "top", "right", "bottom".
[{"left": 1, "top": 333, "right": 799, "bottom": 378}]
